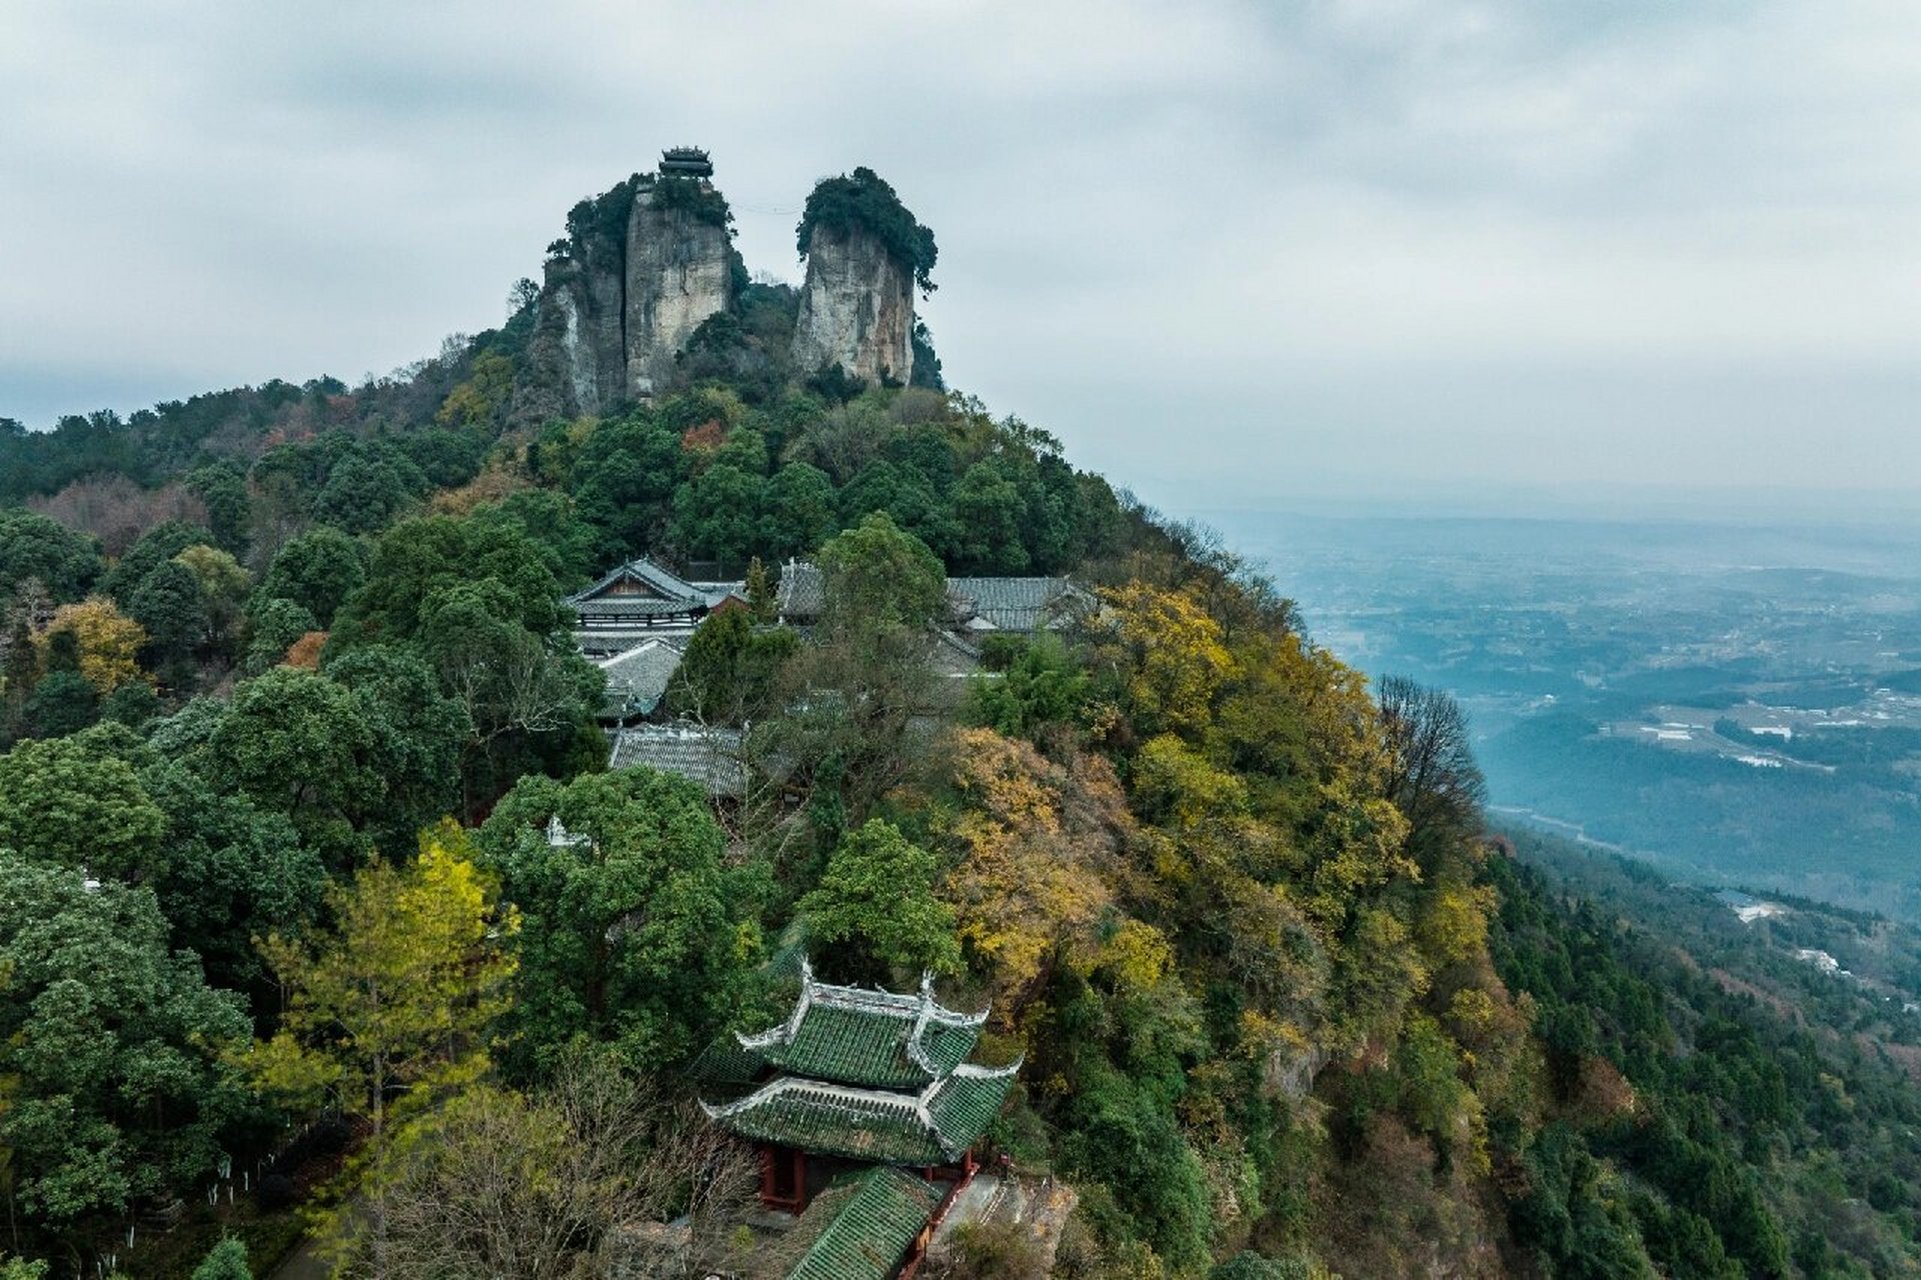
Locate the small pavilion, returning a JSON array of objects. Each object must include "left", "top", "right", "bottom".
[
  {"left": 696, "top": 960, "right": 1017, "bottom": 1217},
  {"left": 659, "top": 146, "right": 714, "bottom": 178}
]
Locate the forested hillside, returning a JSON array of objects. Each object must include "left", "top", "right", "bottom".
[{"left": 3, "top": 166, "right": 1919, "bottom": 1280}]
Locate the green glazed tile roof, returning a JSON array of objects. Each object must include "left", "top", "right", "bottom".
[
  {"left": 704, "top": 1063, "right": 1017, "bottom": 1165},
  {"left": 926, "top": 1065, "right": 1018, "bottom": 1146},
  {"left": 707, "top": 1078, "right": 947, "bottom": 1164},
  {"left": 780, "top": 1167, "right": 942, "bottom": 1280},
  {"left": 735, "top": 960, "right": 987, "bottom": 1089}
]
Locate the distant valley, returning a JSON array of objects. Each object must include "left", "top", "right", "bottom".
[{"left": 1218, "top": 511, "right": 1921, "bottom": 921}]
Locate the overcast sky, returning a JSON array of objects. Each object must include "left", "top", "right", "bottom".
[{"left": 5, "top": 1, "right": 1920, "bottom": 519}]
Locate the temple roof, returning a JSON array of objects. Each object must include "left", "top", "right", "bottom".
[
  {"left": 696, "top": 957, "right": 1018, "bottom": 1165},
  {"left": 775, "top": 1167, "right": 942, "bottom": 1280},
  {"left": 568, "top": 557, "right": 741, "bottom": 614},
  {"left": 596, "top": 638, "right": 685, "bottom": 719},
  {"left": 774, "top": 560, "right": 1091, "bottom": 634},
  {"left": 702, "top": 1065, "right": 1017, "bottom": 1166},
  {"left": 659, "top": 146, "right": 713, "bottom": 178},
  {"left": 775, "top": 559, "right": 825, "bottom": 622},
  {"left": 607, "top": 723, "right": 746, "bottom": 797},
  {"left": 737, "top": 961, "right": 986, "bottom": 1089},
  {"left": 947, "top": 576, "right": 1096, "bottom": 632}
]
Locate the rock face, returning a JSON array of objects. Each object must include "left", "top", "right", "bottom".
[
  {"left": 790, "top": 223, "right": 915, "bottom": 386},
  {"left": 531, "top": 177, "right": 734, "bottom": 415},
  {"left": 623, "top": 187, "right": 734, "bottom": 397}
]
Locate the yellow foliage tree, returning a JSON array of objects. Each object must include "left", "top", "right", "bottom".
[
  {"left": 250, "top": 820, "right": 517, "bottom": 1141},
  {"left": 939, "top": 728, "right": 1125, "bottom": 1012},
  {"left": 1089, "top": 583, "right": 1236, "bottom": 740},
  {"left": 35, "top": 596, "right": 147, "bottom": 693},
  {"left": 435, "top": 351, "right": 514, "bottom": 428}
]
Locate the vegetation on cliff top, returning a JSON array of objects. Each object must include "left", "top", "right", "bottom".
[{"left": 797, "top": 165, "right": 938, "bottom": 294}]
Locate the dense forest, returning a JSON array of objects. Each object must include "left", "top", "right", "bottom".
[{"left": 4, "top": 167, "right": 1921, "bottom": 1280}]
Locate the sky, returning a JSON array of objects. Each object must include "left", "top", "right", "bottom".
[{"left": 4, "top": 0, "right": 1920, "bottom": 520}]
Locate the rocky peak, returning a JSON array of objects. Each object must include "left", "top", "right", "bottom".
[{"left": 527, "top": 165, "right": 736, "bottom": 416}]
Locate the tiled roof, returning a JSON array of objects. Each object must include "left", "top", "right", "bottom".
[
  {"left": 776, "top": 560, "right": 825, "bottom": 622},
  {"left": 568, "top": 557, "right": 709, "bottom": 608},
  {"left": 702, "top": 1065, "right": 1017, "bottom": 1165},
  {"left": 607, "top": 724, "right": 746, "bottom": 797},
  {"left": 946, "top": 577, "right": 1094, "bottom": 632},
  {"left": 779, "top": 1167, "right": 942, "bottom": 1280},
  {"left": 574, "top": 621, "right": 703, "bottom": 658},
  {"left": 737, "top": 961, "right": 986, "bottom": 1089},
  {"left": 596, "top": 639, "right": 684, "bottom": 717}
]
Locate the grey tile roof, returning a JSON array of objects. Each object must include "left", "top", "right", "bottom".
[
  {"left": 569, "top": 557, "right": 744, "bottom": 622},
  {"left": 776, "top": 560, "right": 825, "bottom": 622},
  {"left": 596, "top": 639, "right": 685, "bottom": 718},
  {"left": 946, "top": 578, "right": 1094, "bottom": 632},
  {"left": 776, "top": 562, "right": 1090, "bottom": 634},
  {"left": 607, "top": 724, "right": 747, "bottom": 797}
]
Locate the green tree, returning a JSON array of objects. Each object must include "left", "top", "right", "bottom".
[
  {"left": 0, "top": 857, "right": 249, "bottom": 1240},
  {"left": 818, "top": 510, "right": 946, "bottom": 634},
  {"left": 666, "top": 606, "right": 797, "bottom": 724},
  {"left": 0, "top": 729, "right": 167, "bottom": 879},
  {"left": 190, "top": 1238, "right": 251, "bottom": 1280},
  {"left": 950, "top": 460, "right": 1029, "bottom": 574},
  {"left": 669, "top": 463, "right": 766, "bottom": 566},
  {"left": 253, "top": 526, "right": 365, "bottom": 628},
  {"left": 128, "top": 558, "right": 208, "bottom": 671},
  {"left": 184, "top": 463, "right": 252, "bottom": 557},
  {"left": 99, "top": 519, "right": 207, "bottom": 607},
  {"left": 411, "top": 581, "right": 601, "bottom": 816},
  {"left": 204, "top": 667, "right": 381, "bottom": 868},
  {"left": 760, "top": 461, "right": 840, "bottom": 558},
  {"left": 330, "top": 515, "right": 569, "bottom": 649},
  {"left": 312, "top": 452, "right": 415, "bottom": 535},
  {"left": 241, "top": 596, "right": 319, "bottom": 674},
  {"left": 479, "top": 770, "right": 764, "bottom": 1077},
  {"left": 0, "top": 510, "right": 101, "bottom": 604},
  {"left": 23, "top": 670, "right": 95, "bottom": 738},
  {"left": 799, "top": 819, "right": 959, "bottom": 983},
  {"left": 136, "top": 755, "right": 325, "bottom": 997},
  {"left": 325, "top": 645, "right": 470, "bottom": 848}
]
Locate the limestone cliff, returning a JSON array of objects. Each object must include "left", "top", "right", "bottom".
[
  {"left": 789, "top": 223, "right": 916, "bottom": 386},
  {"left": 528, "top": 174, "right": 735, "bottom": 415}
]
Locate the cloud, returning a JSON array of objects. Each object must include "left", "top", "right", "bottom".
[{"left": 3, "top": 0, "right": 1918, "bottom": 511}]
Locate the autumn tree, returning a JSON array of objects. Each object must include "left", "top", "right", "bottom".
[
  {"left": 250, "top": 823, "right": 517, "bottom": 1271},
  {"left": 1087, "top": 583, "right": 1235, "bottom": 741},
  {"left": 34, "top": 597, "right": 146, "bottom": 694},
  {"left": 938, "top": 728, "right": 1121, "bottom": 1011}
]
